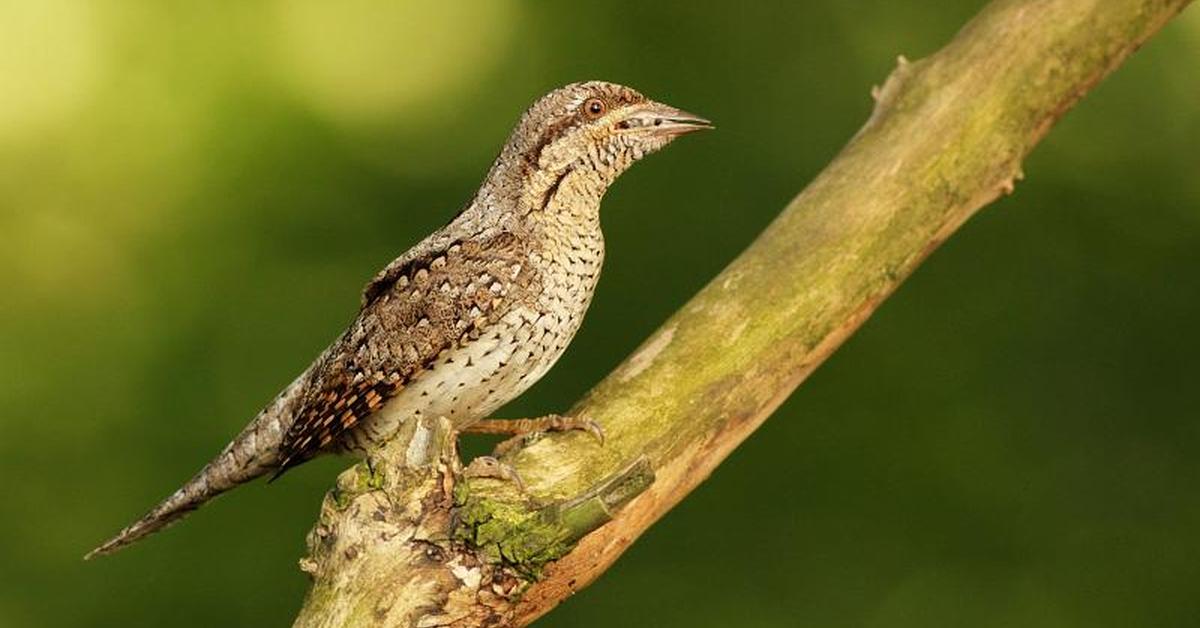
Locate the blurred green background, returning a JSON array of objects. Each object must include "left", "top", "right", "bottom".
[{"left": 2, "top": 1, "right": 1198, "bottom": 626}]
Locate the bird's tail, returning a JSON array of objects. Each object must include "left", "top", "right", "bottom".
[{"left": 85, "top": 373, "right": 309, "bottom": 559}]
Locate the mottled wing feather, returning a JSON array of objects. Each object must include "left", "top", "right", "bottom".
[
  {"left": 361, "top": 257, "right": 414, "bottom": 308},
  {"left": 271, "top": 373, "right": 399, "bottom": 478},
  {"left": 274, "top": 232, "right": 531, "bottom": 475},
  {"left": 360, "top": 204, "right": 472, "bottom": 308}
]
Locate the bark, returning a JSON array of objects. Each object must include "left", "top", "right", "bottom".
[{"left": 292, "top": 0, "right": 1194, "bottom": 625}]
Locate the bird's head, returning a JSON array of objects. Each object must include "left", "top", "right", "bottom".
[{"left": 497, "top": 81, "right": 711, "bottom": 194}]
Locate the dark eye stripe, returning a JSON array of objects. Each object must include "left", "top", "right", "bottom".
[{"left": 524, "top": 94, "right": 615, "bottom": 166}]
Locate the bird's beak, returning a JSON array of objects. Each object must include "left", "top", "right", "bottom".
[{"left": 619, "top": 102, "right": 714, "bottom": 137}]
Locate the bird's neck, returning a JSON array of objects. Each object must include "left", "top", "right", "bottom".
[{"left": 470, "top": 157, "right": 611, "bottom": 238}]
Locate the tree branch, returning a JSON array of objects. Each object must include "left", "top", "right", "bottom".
[{"left": 292, "top": 0, "right": 1194, "bottom": 625}]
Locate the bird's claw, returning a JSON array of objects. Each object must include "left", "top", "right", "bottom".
[
  {"left": 462, "top": 456, "right": 526, "bottom": 492},
  {"left": 491, "top": 414, "right": 605, "bottom": 456},
  {"left": 546, "top": 414, "right": 605, "bottom": 446}
]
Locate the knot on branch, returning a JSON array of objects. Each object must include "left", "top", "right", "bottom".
[
  {"left": 299, "top": 415, "right": 456, "bottom": 581},
  {"left": 866, "top": 54, "right": 918, "bottom": 127}
]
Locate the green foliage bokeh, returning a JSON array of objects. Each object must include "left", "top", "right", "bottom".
[{"left": 1, "top": 1, "right": 1198, "bottom": 626}]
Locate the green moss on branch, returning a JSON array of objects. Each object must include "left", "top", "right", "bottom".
[{"left": 453, "top": 457, "right": 655, "bottom": 576}]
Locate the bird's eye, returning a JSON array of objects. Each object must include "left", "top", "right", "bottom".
[{"left": 583, "top": 97, "right": 606, "bottom": 119}]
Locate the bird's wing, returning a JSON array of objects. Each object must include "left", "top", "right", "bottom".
[
  {"left": 360, "top": 254, "right": 418, "bottom": 308},
  {"left": 275, "top": 232, "right": 533, "bottom": 475},
  {"left": 361, "top": 207, "right": 477, "bottom": 308}
]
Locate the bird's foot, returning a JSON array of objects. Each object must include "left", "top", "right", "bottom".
[
  {"left": 461, "top": 456, "right": 525, "bottom": 492},
  {"left": 457, "top": 414, "right": 603, "bottom": 491},
  {"left": 464, "top": 413, "right": 605, "bottom": 456}
]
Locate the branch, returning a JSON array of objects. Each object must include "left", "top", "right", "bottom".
[{"left": 293, "top": 0, "right": 1193, "bottom": 625}]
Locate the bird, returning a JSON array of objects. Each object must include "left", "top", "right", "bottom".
[{"left": 85, "top": 81, "right": 711, "bottom": 559}]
